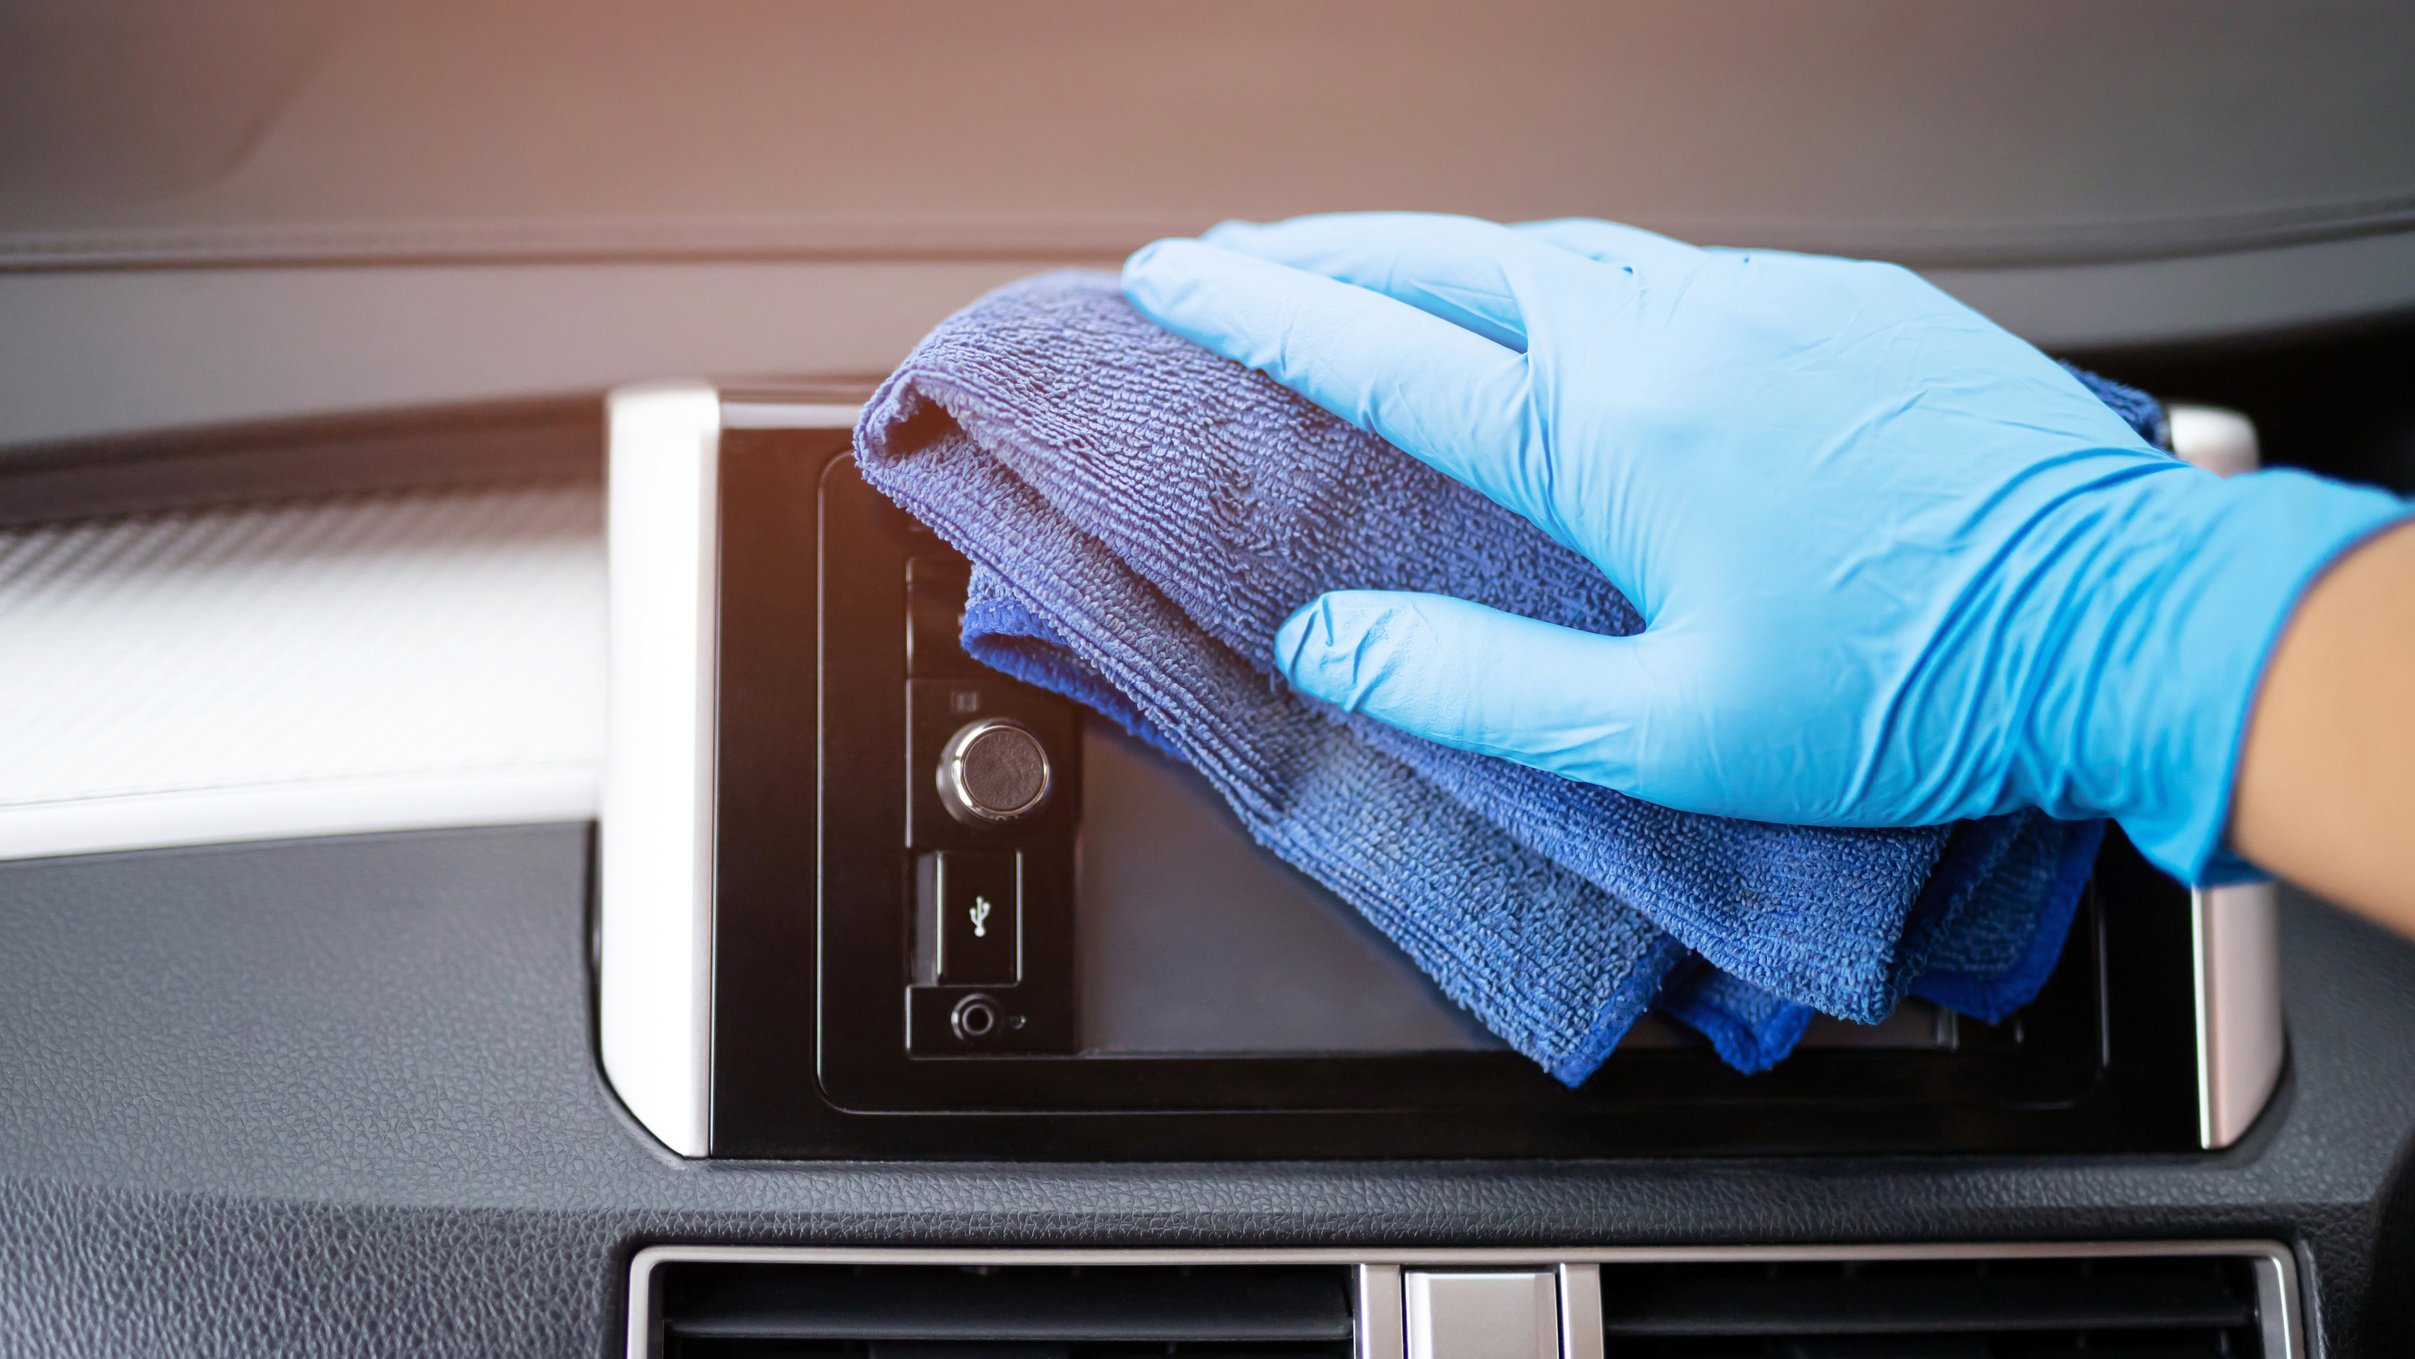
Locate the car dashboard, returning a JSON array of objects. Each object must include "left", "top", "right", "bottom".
[{"left": 2, "top": 4, "right": 2414, "bottom": 1356}]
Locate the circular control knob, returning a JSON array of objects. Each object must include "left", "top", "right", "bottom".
[{"left": 936, "top": 718, "right": 1054, "bottom": 826}]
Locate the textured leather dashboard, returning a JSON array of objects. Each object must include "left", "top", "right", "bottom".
[{"left": 0, "top": 825, "right": 2409, "bottom": 1357}]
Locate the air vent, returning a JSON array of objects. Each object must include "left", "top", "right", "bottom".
[
  {"left": 1596, "top": 1254, "right": 2276, "bottom": 1357},
  {"left": 630, "top": 1244, "right": 2298, "bottom": 1359},
  {"left": 644, "top": 1260, "right": 1354, "bottom": 1358}
]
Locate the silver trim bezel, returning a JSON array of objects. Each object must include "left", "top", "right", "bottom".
[
  {"left": 1555, "top": 1263, "right": 1605, "bottom": 1359},
  {"left": 1355, "top": 1264, "right": 1405, "bottom": 1359},
  {"left": 2165, "top": 405, "right": 2288, "bottom": 1154},
  {"left": 599, "top": 385, "right": 859, "bottom": 1156},
  {"left": 626, "top": 1240, "right": 2300, "bottom": 1359},
  {"left": 2194, "top": 883, "right": 2288, "bottom": 1149},
  {"left": 1402, "top": 1268, "right": 1559, "bottom": 1359}
]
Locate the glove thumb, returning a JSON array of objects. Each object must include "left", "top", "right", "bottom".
[{"left": 1273, "top": 590, "right": 1668, "bottom": 793}]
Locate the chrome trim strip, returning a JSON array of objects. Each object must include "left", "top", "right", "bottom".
[
  {"left": 1403, "top": 1269, "right": 1558, "bottom": 1359},
  {"left": 2167, "top": 405, "right": 2286, "bottom": 1154},
  {"left": 2193, "top": 885, "right": 2213, "bottom": 1148},
  {"left": 627, "top": 1240, "right": 2300, "bottom": 1359},
  {"left": 2252, "top": 1248, "right": 2303, "bottom": 1359},
  {"left": 2195, "top": 884, "right": 2286, "bottom": 1150},
  {"left": 1354, "top": 1264, "right": 1405, "bottom": 1359},
  {"left": 1556, "top": 1264, "right": 1604, "bottom": 1359}
]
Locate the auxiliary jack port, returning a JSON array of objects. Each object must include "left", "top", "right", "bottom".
[{"left": 950, "top": 993, "right": 1005, "bottom": 1042}]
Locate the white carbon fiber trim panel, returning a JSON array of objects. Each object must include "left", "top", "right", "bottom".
[{"left": 0, "top": 483, "right": 604, "bottom": 860}]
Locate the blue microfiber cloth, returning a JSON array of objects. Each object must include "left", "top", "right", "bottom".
[{"left": 855, "top": 270, "right": 2154, "bottom": 1082}]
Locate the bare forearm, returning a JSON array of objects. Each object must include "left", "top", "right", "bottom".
[{"left": 2232, "top": 518, "right": 2415, "bottom": 935}]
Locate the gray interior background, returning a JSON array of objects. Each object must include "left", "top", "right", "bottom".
[{"left": 5, "top": 2, "right": 2415, "bottom": 447}]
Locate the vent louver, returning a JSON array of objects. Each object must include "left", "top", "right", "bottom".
[
  {"left": 1596, "top": 1255, "right": 2274, "bottom": 1357},
  {"left": 649, "top": 1261, "right": 1355, "bottom": 1358},
  {"left": 631, "top": 1244, "right": 2296, "bottom": 1359}
]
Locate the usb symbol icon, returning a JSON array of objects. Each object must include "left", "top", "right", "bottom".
[{"left": 969, "top": 895, "right": 993, "bottom": 939}]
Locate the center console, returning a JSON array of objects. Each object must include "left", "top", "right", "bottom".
[{"left": 597, "top": 383, "right": 2283, "bottom": 1160}]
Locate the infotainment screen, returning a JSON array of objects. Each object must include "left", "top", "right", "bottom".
[
  {"left": 676, "top": 394, "right": 2209, "bottom": 1160},
  {"left": 1077, "top": 681, "right": 1965, "bottom": 1057},
  {"left": 1075, "top": 720, "right": 1502, "bottom": 1056}
]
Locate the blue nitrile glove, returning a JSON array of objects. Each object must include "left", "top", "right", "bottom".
[{"left": 1121, "top": 213, "right": 2409, "bottom": 884}]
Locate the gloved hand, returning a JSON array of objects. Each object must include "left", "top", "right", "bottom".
[{"left": 1121, "top": 213, "right": 2408, "bottom": 883}]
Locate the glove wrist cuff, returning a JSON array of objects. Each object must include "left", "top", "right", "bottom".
[{"left": 2094, "top": 469, "right": 2409, "bottom": 883}]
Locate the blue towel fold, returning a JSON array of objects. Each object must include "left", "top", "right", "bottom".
[{"left": 856, "top": 270, "right": 2154, "bottom": 1082}]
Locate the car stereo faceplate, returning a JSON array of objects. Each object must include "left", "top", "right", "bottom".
[{"left": 598, "top": 382, "right": 2280, "bottom": 1160}]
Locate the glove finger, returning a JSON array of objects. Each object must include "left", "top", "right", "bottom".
[
  {"left": 1512, "top": 217, "right": 1704, "bottom": 270},
  {"left": 1199, "top": 212, "right": 1592, "bottom": 352},
  {"left": 1273, "top": 589, "right": 1669, "bottom": 795},
  {"left": 1125, "top": 240, "right": 1580, "bottom": 545}
]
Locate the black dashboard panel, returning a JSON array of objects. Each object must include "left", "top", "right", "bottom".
[{"left": 1, "top": 827, "right": 2412, "bottom": 1356}]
